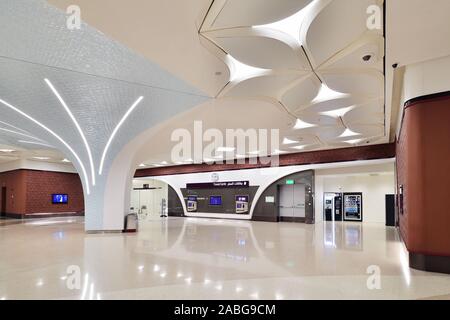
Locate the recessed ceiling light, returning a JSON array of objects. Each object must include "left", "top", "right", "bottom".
[
  {"left": 272, "top": 149, "right": 287, "bottom": 155},
  {"left": 62, "top": 158, "right": 71, "bottom": 163},
  {"left": 248, "top": 150, "right": 260, "bottom": 155},
  {"left": 32, "top": 156, "right": 51, "bottom": 160},
  {"left": 282, "top": 138, "right": 298, "bottom": 145},
  {"left": 160, "top": 161, "right": 168, "bottom": 165},
  {"left": 291, "top": 145, "right": 307, "bottom": 150},
  {"left": 320, "top": 106, "right": 354, "bottom": 118},
  {"left": 216, "top": 147, "right": 235, "bottom": 152},
  {"left": 293, "top": 119, "right": 316, "bottom": 129},
  {"left": 0, "top": 149, "right": 14, "bottom": 153},
  {"left": 226, "top": 55, "right": 268, "bottom": 82},
  {"left": 339, "top": 128, "right": 360, "bottom": 138},
  {"left": 138, "top": 163, "right": 146, "bottom": 167},
  {"left": 18, "top": 140, "right": 54, "bottom": 148},
  {"left": 313, "top": 84, "right": 348, "bottom": 103},
  {"left": 235, "top": 154, "right": 246, "bottom": 159},
  {"left": 344, "top": 138, "right": 365, "bottom": 145}
]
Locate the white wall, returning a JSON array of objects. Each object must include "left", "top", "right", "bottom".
[
  {"left": 131, "top": 178, "right": 168, "bottom": 218},
  {"left": 314, "top": 164, "right": 395, "bottom": 224},
  {"left": 147, "top": 159, "right": 395, "bottom": 221}
]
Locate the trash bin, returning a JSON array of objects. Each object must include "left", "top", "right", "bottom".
[{"left": 123, "top": 213, "right": 138, "bottom": 233}]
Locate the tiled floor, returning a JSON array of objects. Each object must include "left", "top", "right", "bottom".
[{"left": 0, "top": 216, "right": 449, "bottom": 300}]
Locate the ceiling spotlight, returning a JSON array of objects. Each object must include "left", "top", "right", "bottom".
[
  {"left": 282, "top": 138, "right": 299, "bottom": 145},
  {"left": 291, "top": 145, "right": 307, "bottom": 150},
  {"left": 138, "top": 163, "right": 146, "bottom": 167},
  {"left": 272, "top": 149, "right": 287, "bottom": 155},
  {"left": 32, "top": 156, "right": 51, "bottom": 160},
  {"left": 339, "top": 128, "right": 360, "bottom": 138},
  {"left": 362, "top": 54, "right": 372, "bottom": 62},
  {"left": 62, "top": 158, "right": 71, "bottom": 163},
  {"left": 216, "top": 147, "right": 235, "bottom": 152},
  {"left": 293, "top": 119, "right": 316, "bottom": 130},
  {"left": 160, "top": 161, "right": 168, "bottom": 165},
  {"left": 0, "top": 149, "right": 14, "bottom": 153}
]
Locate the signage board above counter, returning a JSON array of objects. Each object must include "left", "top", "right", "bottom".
[{"left": 186, "top": 181, "right": 249, "bottom": 189}]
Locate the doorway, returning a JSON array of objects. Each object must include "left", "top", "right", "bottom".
[
  {"left": 1, "top": 187, "right": 6, "bottom": 217},
  {"left": 278, "top": 184, "right": 306, "bottom": 222}
]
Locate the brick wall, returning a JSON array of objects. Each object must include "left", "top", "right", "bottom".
[{"left": 0, "top": 169, "right": 84, "bottom": 217}]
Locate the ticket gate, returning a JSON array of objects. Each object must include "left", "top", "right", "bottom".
[
  {"left": 235, "top": 195, "right": 249, "bottom": 214},
  {"left": 187, "top": 196, "right": 198, "bottom": 212}
]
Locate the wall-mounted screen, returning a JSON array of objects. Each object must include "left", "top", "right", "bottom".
[
  {"left": 52, "top": 194, "right": 68, "bottom": 204},
  {"left": 209, "top": 196, "right": 222, "bottom": 206}
]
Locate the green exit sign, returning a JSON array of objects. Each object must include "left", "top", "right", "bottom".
[{"left": 286, "top": 179, "right": 295, "bottom": 185}]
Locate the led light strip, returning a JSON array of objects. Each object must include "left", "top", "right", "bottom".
[
  {"left": 0, "top": 98, "right": 91, "bottom": 195},
  {"left": 45, "top": 79, "right": 96, "bottom": 186},
  {"left": 99, "top": 96, "right": 144, "bottom": 175},
  {"left": 18, "top": 140, "right": 55, "bottom": 148},
  {"left": 0, "top": 120, "right": 36, "bottom": 136},
  {"left": 0, "top": 127, "right": 45, "bottom": 141}
]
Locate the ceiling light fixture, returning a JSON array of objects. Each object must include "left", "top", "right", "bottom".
[
  {"left": 344, "top": 138, "right": 365, "bottom": 145},
  {"left": 45, "top": 79, "right": 96, "bottom": 186},
  {"left": 138, "top": 163, "right": 146, "bottom": 167},
  {"left": 0, "top": 120, "right": 35, "bottom": 136},
  {"left": 18, "top": 140, "right": 54, "bottom": 148},
  {"left": 226, "top": 55, "right": 268, "bottom": 82},
  {"left": 32, "top": 156, "right": 51, "bottom": 160},
  {"left": 99, "top": 96, "right": 144, "bottom": 175},
  {"left": 282, "top": 138, "right": 299, "bottom": 145},
  {"left": 293, "top": 119, "right": 316, "bottom": 129},
  {"left": 272, "top": 149, "right": 287, "bottom": 155},
  {"left": 216, "top": 147, "right": 235, "bottom": 152},
  {"left": 0, "top": 98, "right": 90, "bottom": 194},
  {"left": 253, "top": 2, "right": 314, "bottom": 43},
  {"left": 0, "top": 149, "right": 15, "bottom": 153},
  {"left": 320, "top": 106, "right": 354, "bottom": 118},
  {"left": 312, "top": 84, "right": 348, "bottom": 103},
  {"left": 0, "top": 127, "right": 45, "bottom": 141},
  {"left": 291, "top": 145, "right": 307, "bottom": 150},
  {"left": 339, "top": 128, "right": 360, "bottom": 138},
  {"left": 62, "top": 158, "right": 71, "bottom": 163}
]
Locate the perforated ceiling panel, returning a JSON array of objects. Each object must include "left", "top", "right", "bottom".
[{"left": 0, "top": 0, "right": 209, "bottom": 229}]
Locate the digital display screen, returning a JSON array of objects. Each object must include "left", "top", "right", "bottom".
[
  {"left": 235, "top": 195, "right": 249, "bottom": 202},
  {"left": 209, "top": 196, "right": 222, "bottom": 206},
  {"left": 52, "top": 194, "right": 68, "bottom": 204},
  {"left": 187, "top": 196, "right": 197, "bottom": 201}
]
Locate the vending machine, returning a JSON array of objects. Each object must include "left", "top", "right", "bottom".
[
  {"left": 235, "top": 195, "right": 249, "bottom": 214},
  {"left": 343, "top": 193, "right": 363, "bottom": 222},
  {"left": 186, "top": 195, "right": 198, "bottom": 212}
]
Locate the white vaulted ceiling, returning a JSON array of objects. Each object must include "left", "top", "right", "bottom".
[
  {"left": 0, "top": 0, "right": 388, "bottom": 172},
  {"left": 200, "top": 0, "right": 386, "bottom": 153}
]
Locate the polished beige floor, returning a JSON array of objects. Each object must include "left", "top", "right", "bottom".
[{"left": 0, "top": 216, "right": 449, "bottom": 300}]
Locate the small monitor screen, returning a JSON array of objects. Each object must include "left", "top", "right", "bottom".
[
  {"left": 52, "top": 194, "right": 68, "bottom": 204},
  {"left": 209, "top": 196, "right": 222, "bottom": 206},
  {"left": 236, "top": 195, "right": 249, "bottom": 202}
]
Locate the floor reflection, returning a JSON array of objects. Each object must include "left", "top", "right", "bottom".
[{"left": 0, "top": 216, "right": 450, "bottom": 300}]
